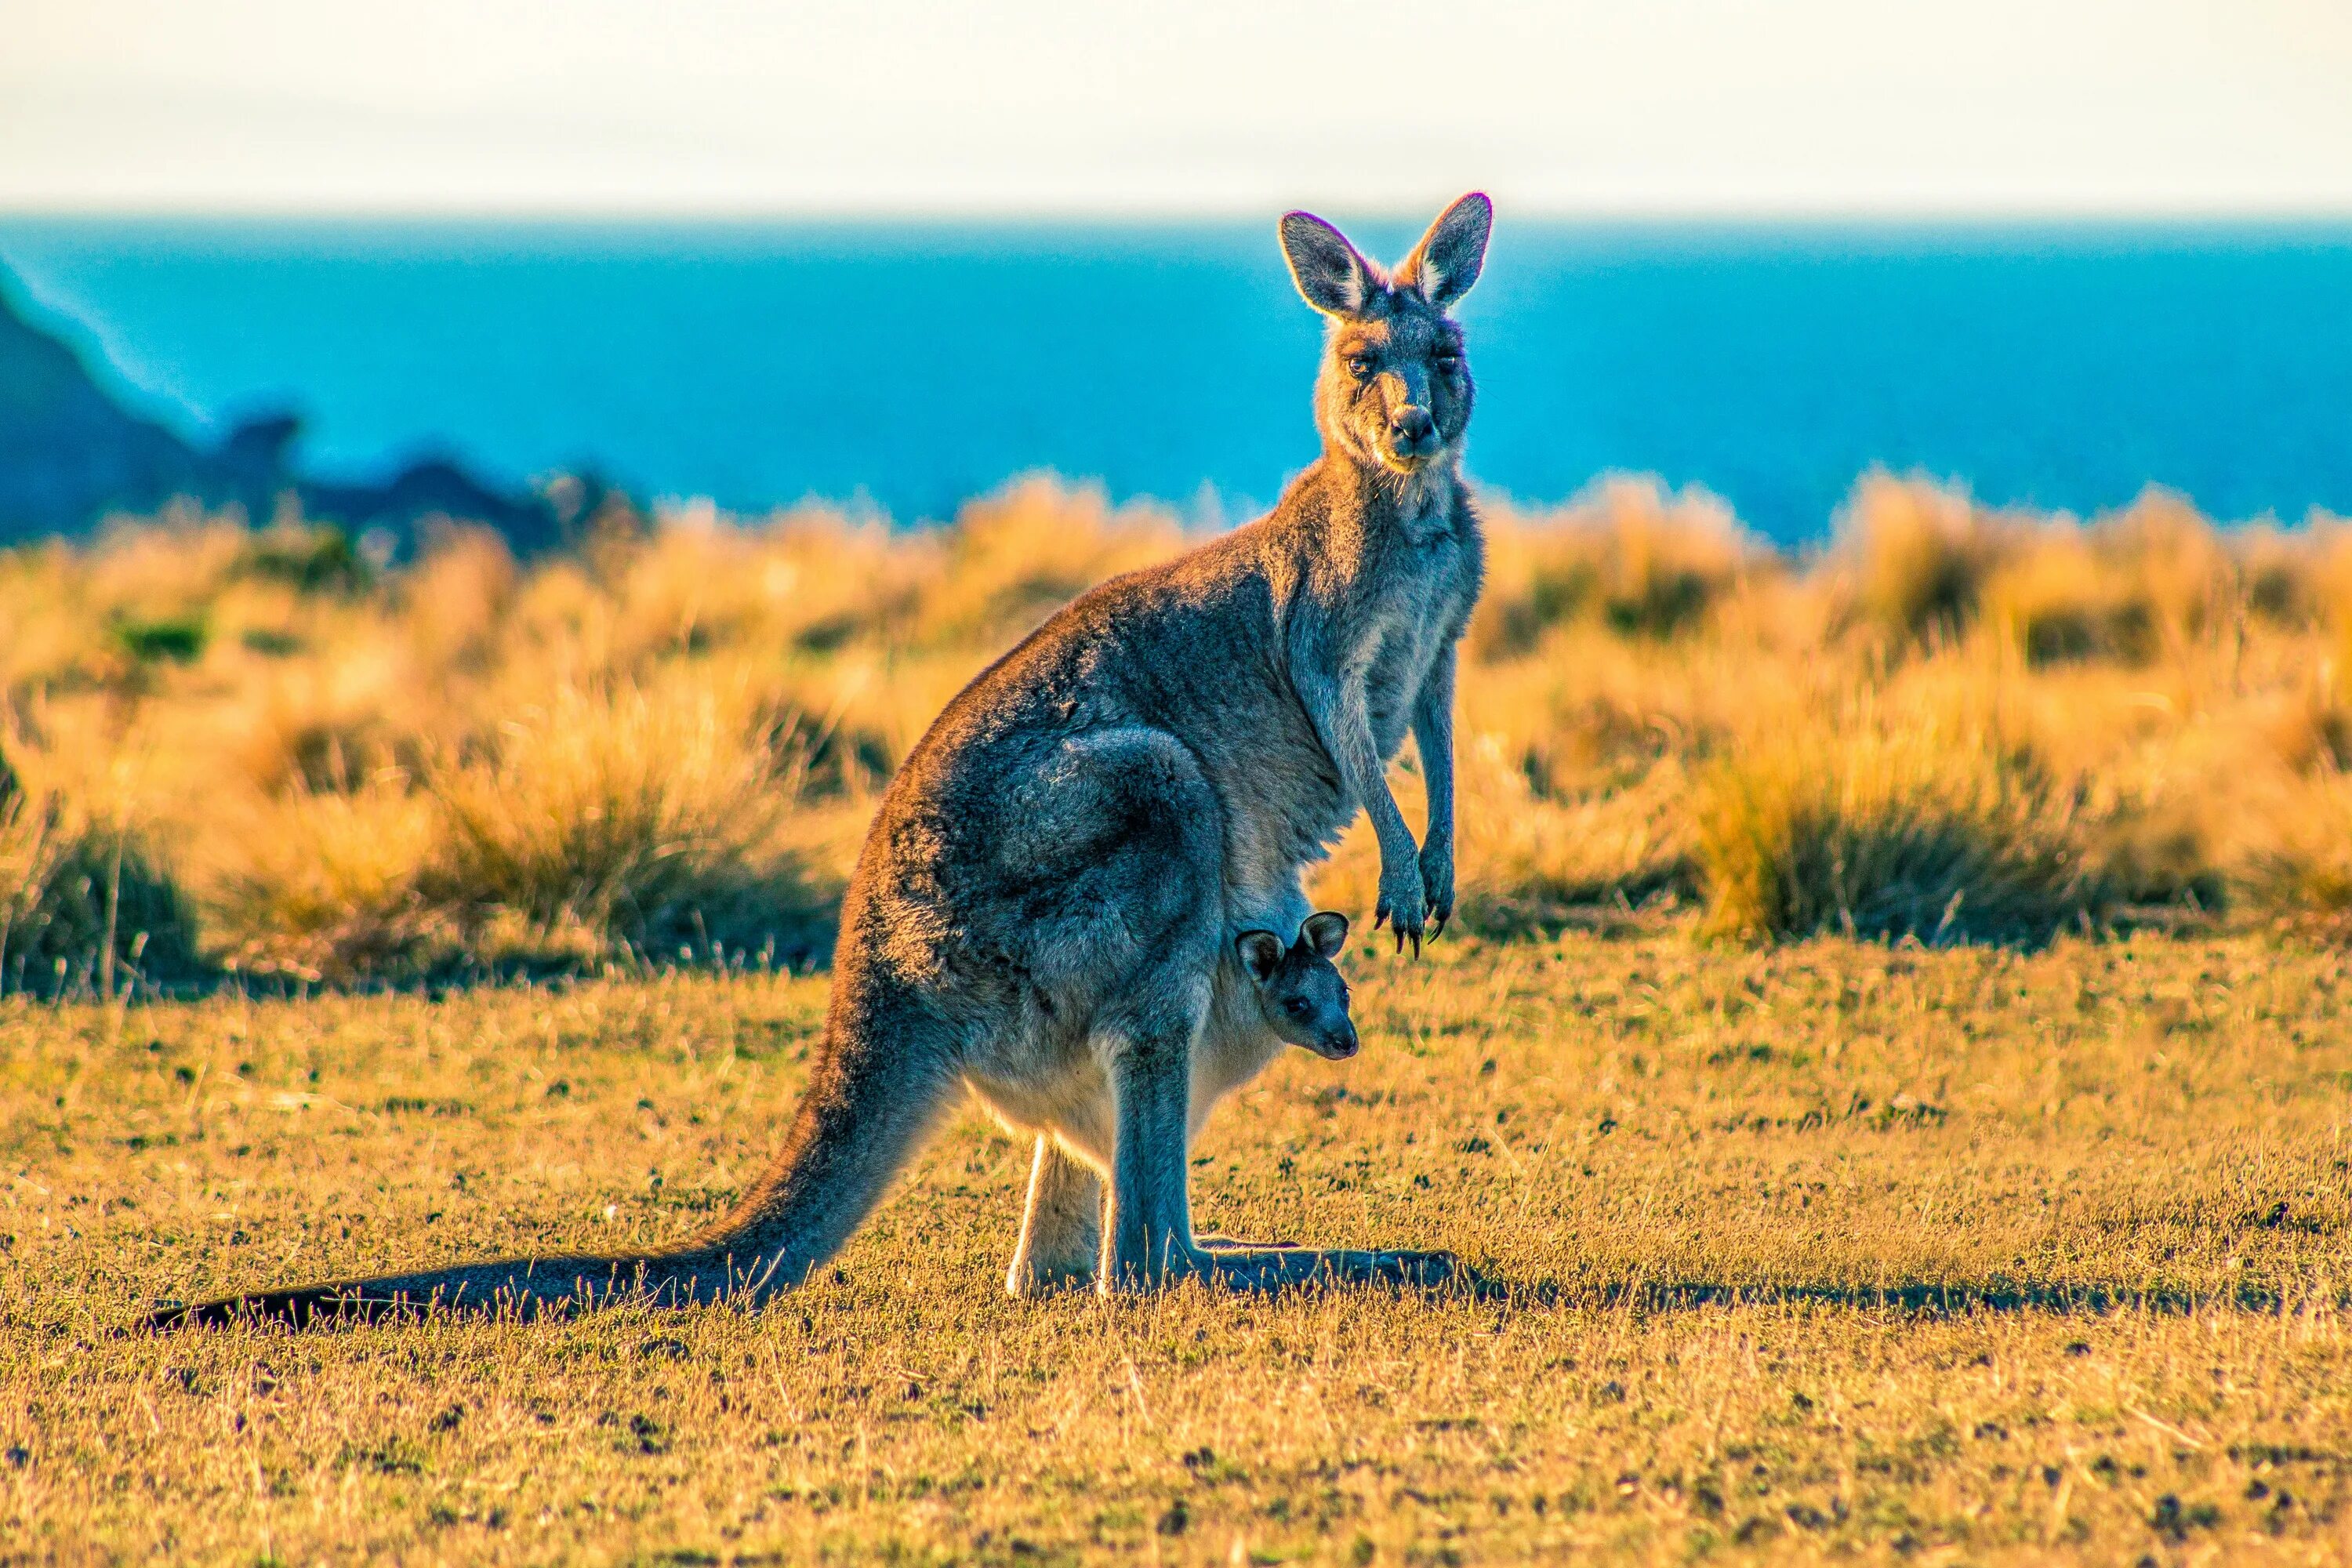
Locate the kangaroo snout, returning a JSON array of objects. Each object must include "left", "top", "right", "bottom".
[
  {"left": 1308, "top": 1024, "right": 1361, "bottom": 1062},
  {"left": 1388, "top": 406, "right": 1436, "bottom": 456}
]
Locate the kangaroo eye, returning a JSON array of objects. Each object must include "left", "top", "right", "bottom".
[
  {"left": 1434, "top": 350, "right": 1461, "bottom": 371},
  {"left": 1285, "top": 997, "right": 1313, "bottom": 1018},
  {"left": 1345, "top": 355, "right": 1374, "bottom": 378}
]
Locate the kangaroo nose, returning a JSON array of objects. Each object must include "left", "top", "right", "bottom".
[{"left": 1389, "top": 408, "right": 1435, "bottom": 448}]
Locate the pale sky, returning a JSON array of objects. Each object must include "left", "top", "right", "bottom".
[{"left": 6, "top": 0, "right": 2352, "bottom": 216}]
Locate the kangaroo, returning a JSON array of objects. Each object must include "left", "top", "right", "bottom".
[{"left": 153, "top": 194, "right": 1492, "bottom": 1327}]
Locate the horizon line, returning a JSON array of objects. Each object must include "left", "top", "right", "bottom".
[{"left": 9, "top": 198, "right": 2352, "bottom": 227}]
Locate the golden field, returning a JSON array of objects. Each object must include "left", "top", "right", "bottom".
[
  {"left": 8, "top": 935, "right": 2352, "bottom": 1563},
  {"left": 7, "top": 470, "right": 2352, "bottom": 990},
  {"left": 10, "top": 474, "right": 2352, "bottom": 1563}
]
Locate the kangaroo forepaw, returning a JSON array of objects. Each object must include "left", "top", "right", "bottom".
[{"left": 1374, "top": 875, "right": 1429, "bottom": 956}]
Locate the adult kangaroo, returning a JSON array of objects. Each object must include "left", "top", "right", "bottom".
[{"left": 156, "top": 193, "right": 1492, "bottom": 1326}]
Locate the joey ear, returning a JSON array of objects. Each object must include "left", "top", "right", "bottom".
[
  {"left": 1236, "top": 930, "right": 1286, "bottom": 983},
  {"left": 1395, "top": 192, "right": 1491, "bottom": 310},
  {"left": 1279, "top": 211, "right": 1379, "bottom": 318},
  {"left": 1300, "top": 911, "right": 1349, "bottom": 960}
]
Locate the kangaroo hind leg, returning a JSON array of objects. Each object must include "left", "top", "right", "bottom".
[
  {"left": 1006, "top": 1138, "right": 1102, "bottom": 1297},
  {"left": 1099, "top": 964, "right": 1218, "bottom": 1293}
]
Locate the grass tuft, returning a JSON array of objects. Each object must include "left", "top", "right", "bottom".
[
  {"left": 199, "top": 782, "right": 455, "bottom": 985},
  {"left": 2229, "top": 767, "right": 2352, "bottom": 938},
  {"left": 1833, "top": 471, "right": 2005, "bottom": 648},
  {"left": 423, "top": 681, "right": 830, "bottom": 967},
  {"left": 0, "top": 751, "right": 201, "bottom": 996},
  {"left": 1470, "top": 476, "right": 1755, "bottom": 659},
  {"left": 1694, "top": 700, "right": 2106, "bottom": 945}
]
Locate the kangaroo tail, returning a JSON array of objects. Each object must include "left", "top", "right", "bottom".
[
  {"left": 151, "top": 995, "right": 960, "bottom": 1330},
  {"left": 147, "top": 1254, "right": 690, "bottom": 1329}
]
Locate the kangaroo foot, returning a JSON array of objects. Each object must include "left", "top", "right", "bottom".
[
  {"left": 1235, "top": 1247, "right": 1458, "bottom": 1291},
  {"left": 1125, "top": 1246, "right": 1458, "bottom": 1294}
]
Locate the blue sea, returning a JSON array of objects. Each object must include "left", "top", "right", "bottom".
[{"left": 2, "top": 217, "right": 2349, "bottom": 543}]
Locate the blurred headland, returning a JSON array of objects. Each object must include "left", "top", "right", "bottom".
[{"left": 0, "top": 272, "right": 593, "bottom": 552}]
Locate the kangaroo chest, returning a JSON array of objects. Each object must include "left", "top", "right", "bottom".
[{"left": 1350, "top": 532, "right": 1471, "bottom": 758}]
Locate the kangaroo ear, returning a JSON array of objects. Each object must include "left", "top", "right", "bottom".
[
  {"left": 1279, "top": 211, "right": 1378, "bottom": 318},
  {"left": 1396, "top": 192, "right": 1491, "bottom": 310},
  {"left": 1235, "top": 930, "right": 1286, "bottom": 983},
  {"left": 1301, "top": 911, "right": 1349, "bottom": 959}
]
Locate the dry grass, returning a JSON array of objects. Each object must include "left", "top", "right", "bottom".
[
  {"left": 193, "top": 782, "right": 456, "bottom": 985},
  {"left": 0, "top": 725, "right": 200, "bottom": 997},
  {"left": 1831, "top": 470, "right": 2008, "bottom": 649},
  {"left": 2227, "top": 766, "right": 2352, "bottom": 938},
  {"left": 1469, "top": 477, "right": 1759, "bottom": 659},
  {"left": 422, "top": 679, "right": 829, "bottom": 969},
  {"left": 9, "top": 471, "right": 2352, "bottom": 988},
  {"left": 1692, "top": 695, "right": 2104, "bottom": 945},
  {"left": 9, "top": 935, "right": 2352, "bottom": 1563}
]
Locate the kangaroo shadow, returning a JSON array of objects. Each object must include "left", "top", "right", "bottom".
[
  {"left": 1448, "top": 1272, "right": 2316, "bottom": 1318},
  {"left": 138, "top": 1268, "right": 2310, "bottom": 1334}
]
